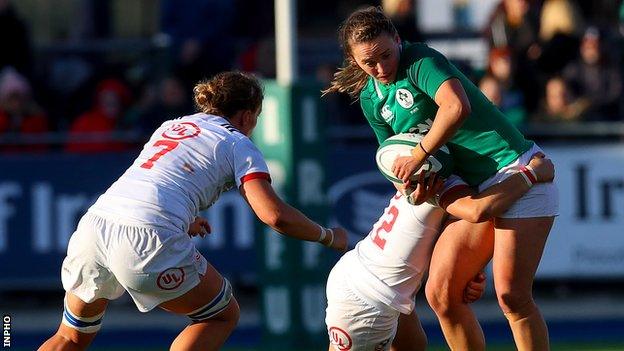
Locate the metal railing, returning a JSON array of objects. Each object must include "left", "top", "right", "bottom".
[{"left": 1, "top": 121, "right": 624, "bottom": 150}]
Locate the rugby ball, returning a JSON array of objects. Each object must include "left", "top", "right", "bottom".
[{"left": 376, "top": 133, "right": 453, "bottom": 184}]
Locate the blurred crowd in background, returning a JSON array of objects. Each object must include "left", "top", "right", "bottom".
[{"left": 1, "top": 0, "right": 624, "bottom": 153}]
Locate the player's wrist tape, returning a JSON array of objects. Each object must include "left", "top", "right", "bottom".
[
  {"left": 519, "top": 165, "right": 538, "bottom": 187},
  {"left": 525, "top": 165, "right": 538, "bottom": 181},
  {"left": 325, "top": 228, "right": 334, "bottom": 247},
  {"left": 419, "top": 142, "right": 432, "bottom": 156},
  {"left": 317, "top": 226, "right": 334, "bottom": 247},
  {"left": 317, "top": 225, "right": 327, "bottom": 243},
  {"left": 411, "top": 143, "right": 429, "bottom": 159}
]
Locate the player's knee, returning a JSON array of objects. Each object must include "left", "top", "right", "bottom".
[
  {"left": 502, "top": 299, "right": 538, "bottom": 323},
  {"left": 424, "top": 280, "right": 445, "bottom": 312},
  {"left": 222, "top": 297, "right": 240, "bottom": 329},
  {"left": 425, "top": 283, "right": 455, "bottom": 315},
  {"left": 496, "top": 289, "right": 533, "bottom": 315},
  {"left": 54, "top": 332, "right": 94, "bottom": 351},
  {"left": 425, "top": 279, "right": 462, "bottom": 315}
]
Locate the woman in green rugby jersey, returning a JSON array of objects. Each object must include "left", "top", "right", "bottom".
[{"left": 324, "top": 6, "right": 558, "bottom": 351}]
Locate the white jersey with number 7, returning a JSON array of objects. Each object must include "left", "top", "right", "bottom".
[{"left": 89, "top": 113, "right": 270, "bottom": 233}]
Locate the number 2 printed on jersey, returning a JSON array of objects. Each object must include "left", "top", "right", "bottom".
[{"left": 370, "top": 205, "right": 399, "bottom": 250}]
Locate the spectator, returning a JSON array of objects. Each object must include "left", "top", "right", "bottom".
[
  {"left": 484, "top": 0, "right": 541, "bottom": 111},
  {"left": 453, "top": 0, "right": 471, "bottom": 30},
  {"left": 479, "top": 73, "right": 526, "bottom": 126},
  {"left": 316, "top": 63, "right": 363, "bottom": 127},
  {"left": 539, "top": 0, "right": 584, "bottom": 43},
  {"left": 0, "top": 67, "right": 48, "bottom": 152},
  {"left": 0, "top": 0, "right": 32, "bottom": 77},
  {"left": 160, "top": 0, "right": 235, "bottom": 87},
  {"left": 534, "top": 75, "right": 588, "bottom": 122},
  {"left": 479, "top": 74, "right": 502, "bottom": 107},
  {"left": 563, "top": 26, "right": 623, "bottom": 121},
  {"left": 484, "top": 0, "right": 540, "bottom": 55},
  {"left": 65, "top": 78, "right": 133, "bottom": 153},
  {"left": 122, "top": 76, "right": 193, "bottom": 136},
  {"left": 382, "top": 0, "right": 423, "bottom": 42},
  {"left": 486, "top": 48, "right": 527, "bottom": 126},
  {"left": 535, "top": 0, "right": 584, "bottom": 75}
]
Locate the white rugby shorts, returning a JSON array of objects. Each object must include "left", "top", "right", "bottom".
[
  {"left": 61, "top": 212, "right": 207, "bottom": 312},
  {"left": 326, "top": 257, "right": 400, "bottom": 351},
  {"left": 478, "top": 143, "right": 559, "bottom": 218}
]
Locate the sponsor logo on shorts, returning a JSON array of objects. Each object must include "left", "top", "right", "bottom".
[
  {"left": 162, "top": 122, "right": 201, "bottom": 140},
  {"left": 329, "top": 326, "right": 352, "bottom": 350},
  {"left": 157, "top": 267, "right": 185, "bottom": 290}
]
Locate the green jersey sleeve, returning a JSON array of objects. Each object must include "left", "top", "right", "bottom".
[
  {"left": 360, "top": 93, "right": 394, "bottom": 145},
  {"left": 408, "top": 56, "right": 458, "bottom": 99}
]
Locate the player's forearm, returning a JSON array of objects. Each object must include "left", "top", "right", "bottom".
[
  {"left": 464, "top": 173, "right": 531, "bottom": 222},
  {"left": 242, "top": 179, "right": 331, "bottom": 245},
  {"left": 423, "top": 104, "right": 466, "bottom": 152},
  {"left": 264, "top": 203, "right": 329, "bottom": 243}
]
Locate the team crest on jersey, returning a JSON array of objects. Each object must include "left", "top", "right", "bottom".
[
  {"left": 381, "top": 104, "right": 394, "bottom": 122},
  {"left": 329, "top": 327, "right": 352, "bottom": 350},
  {"left": 396, "top": 88, "right": 414, "bottom": 109}
]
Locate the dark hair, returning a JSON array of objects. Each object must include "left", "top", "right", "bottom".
[
  {"left": 323, "top": 6, "right": 398, "bottom": 99},
  {"left": 193, "top": 71, "right": 264, "bottom": 119}
]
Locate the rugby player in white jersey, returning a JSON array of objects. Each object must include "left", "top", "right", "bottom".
[
  {"left": 38, "top": 71, "right": 348, "bottom": 351},
  {"left": 326, "top": 154, "right": 554, "bottom": 351}
]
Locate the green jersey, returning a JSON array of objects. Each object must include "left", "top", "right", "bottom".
[{"left": 360, "top": 42, "right": 533, "bottom": 186}]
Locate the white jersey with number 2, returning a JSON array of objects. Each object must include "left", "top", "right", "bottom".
[
  {"left": 339, "top": 176, "right": 468, "bottom": 314},
  {"left": 89, "top": 112, "right": 270, "bottom": 233}
]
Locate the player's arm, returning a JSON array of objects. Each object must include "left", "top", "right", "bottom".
[
  {"left": 393, "top": 78, "right": 471, "bottom": 183},
  {"left": 418, "top": 79, "right": 471, "bottom": 161},
  {"left": 239, "top": 178, "right": 347, "bottom": 251},
  {"left": 442, "top": 154, "right": 554, "bottom": 223}
]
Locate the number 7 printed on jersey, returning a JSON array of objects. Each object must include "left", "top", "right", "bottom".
[{"left": 140, "top": 122, "right": 201, "bottom": 169}]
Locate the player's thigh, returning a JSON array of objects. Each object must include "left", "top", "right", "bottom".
[
  {"left": 391, "top": 311, "right": 426, "bottom": 351},
  {"left": 65, "top": 292, "right": 108, "bottom": 317},
  {"left": 492, "top": 216, "right": 554, "bottom": 293},
  {"left": 158, "top": 262, "right": 239, "bottom": 322},
  {"left": 426, "top": 219, "right": 494, "bottom": 300}
]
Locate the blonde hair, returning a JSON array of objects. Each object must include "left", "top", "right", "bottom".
[
  {"left": 322, "top": 6, "right": 398, "bottom": 99},
  {"left": 193, "top": 71, "right": 264, "bottom": 119},
  {"left": 539, "top": 0, "right": 583, "bottom": 41}
]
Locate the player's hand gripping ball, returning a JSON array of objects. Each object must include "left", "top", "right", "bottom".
[{"left": 376, "top": 133, "right": 454, "bottom": 204}]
